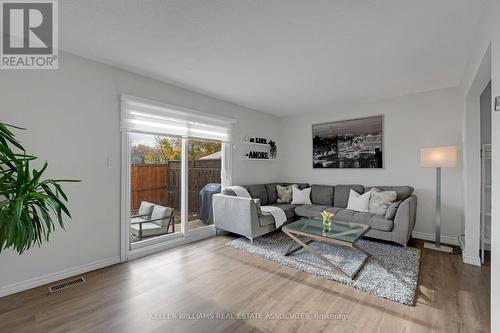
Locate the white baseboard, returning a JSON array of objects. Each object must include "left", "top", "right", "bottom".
[
  {"left": 412, "top": 232, "right": 483, "bottom": 266},
  {"left": 411, "top": 231, "right": 459, "bottom": 246},
  {"left": 0, "top": 256, "right": 120, "bottom": 298},
  {"left": 462, "top": 255, "right": 481, "bottom": 266}
]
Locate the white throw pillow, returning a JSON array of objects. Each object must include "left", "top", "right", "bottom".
[
  {"left": 346, "top": 189, "right": 371, "bottom": 212},
  {"left": 291, "top": 187, "right": 312, "bottom": 205}
]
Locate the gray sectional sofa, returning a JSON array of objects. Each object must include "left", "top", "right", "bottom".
[{"left": 212, "top": 183, "right": 417, "bottom": 246}]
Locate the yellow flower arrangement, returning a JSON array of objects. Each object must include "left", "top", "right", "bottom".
[{"left": 320, "top": 210, "right": 334, "bottom": 222}]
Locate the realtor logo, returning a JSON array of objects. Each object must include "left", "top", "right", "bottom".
[{"left": 1, "top": 0, "right": 58, "bottom": 69}]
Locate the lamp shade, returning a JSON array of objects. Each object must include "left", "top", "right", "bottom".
[{"left": 420, "top": 146, "right": 457, "bottom": 168}]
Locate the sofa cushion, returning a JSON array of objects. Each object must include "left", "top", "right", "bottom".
[
  {"left": 334, "top": 209, "right": 356, "bottom": 221},
  {"left": 294, "top": 183, "right": 309, "bottom": 190},
  {"left": 259, "top": 213, "right": 275, "bottom": 227},
  {"left": 150, "top": 205, "right": 173, "bottom": 227},
  {"left": 294, "top": 204, "right": 329, "bottom": 218},
  {"left": 311, "top": 184, "right": 334, "bottom": 206},
  {"left": 352, "top": 212, "right": 373, "bottom": 225},
  {"left": 268, "top": 203, "right": 297, "bottom": 219},
  {"left": 137, "top": 201, "right": 155, "bottom": 218},
  {"left": 334, "top": 209, "right": 394, "bottom": 232},
  {"left": 385, "top": 200, "right": 402, "bottom": 220},
  {"left": 365, "top": 186, "right": 414, "bottom": 201},
  {"left": 130, "top": 222, "right": 170, "bottom": 238},
  {"left": 244, "top": 184, "right": 268, "bottom": 205},
  {"left": 265, "top": 183, "right": 278, "bottom": 203},
  {"left": 371, "top": 215, "right": 394, "bottom": 231},
  {"left": 324, "top": 207, "right": 343, "bottom": 215},
  {"left": 334, "top": 184, "right": 365, "bottom": 208},
  {"left": 131, "top": 216, "right": 148, "bottom": 225}
]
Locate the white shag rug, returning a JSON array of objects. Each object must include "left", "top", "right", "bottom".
[{"left": 226, "top": 232, "right": 421, "bottom": 305}]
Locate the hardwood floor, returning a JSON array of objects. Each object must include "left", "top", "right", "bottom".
[{"left": 0, "top": 236, "right": 490, "bottom": 333}]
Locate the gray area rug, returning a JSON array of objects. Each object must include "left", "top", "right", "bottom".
[{"left": 226, "top": 232, "right": 421, "bottom": 305}]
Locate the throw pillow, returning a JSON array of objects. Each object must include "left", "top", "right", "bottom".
[
  {"left": 291, "top": 187, "right": 312, "bottom": 205},
  {"left": 150, "top": 205, "right": 172, "bottom": 227},
  {"left": 385, "top": 200, "right": 402, "bottom": 220},
  {"left": 346, "top": 189, "right": 371, "bottom": 212},
  {"left": 368, "top": 188, "right": 397, "bottom": 216},
  {"left": 276, "top": 184, "right": 298, "bottom": 203},
  {"left": 138, "top": 201, "right": 155, "bottom": 218}
]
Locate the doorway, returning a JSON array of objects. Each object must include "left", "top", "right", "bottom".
[
  {"left": 480, "top": 82, "right": 492, "bottom": 262},
  {"left": 119, "top": 94, "right": 233, "bottom": 261}
]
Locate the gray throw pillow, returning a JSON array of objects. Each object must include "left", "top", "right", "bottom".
[
  {"left": 276, "top": 184, "right": 298, "bottom": 203},
  {"left": 138, "top": 201, "right": 154, "bottom": 218},
  {"left": 385, "top": 200, "right": 402, "bottom": 220},
  {"left": 368, "top": 188, "right": 397, "bottom": 216}
]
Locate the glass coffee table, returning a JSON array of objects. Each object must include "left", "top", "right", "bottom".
[{"left": 282, "top": 218, "right": 371, "bottom": 279}]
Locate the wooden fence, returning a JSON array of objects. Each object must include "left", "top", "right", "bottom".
[{"left": 131, "top": 160, "right": 221, "bottom": 212}]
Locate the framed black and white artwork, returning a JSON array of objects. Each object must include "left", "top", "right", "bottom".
[{"left": 312, "top": 115, "right": 383, "bottom": 168}]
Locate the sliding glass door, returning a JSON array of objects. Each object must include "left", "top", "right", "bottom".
[
  {"left": 129, "top": 132, "right": 182, "bottom": 249},
  {"left": 126, "top": 132, "right": 223, "bottom": 253},
  {"left": 188, "top": 139, "right": 222, "bottom": 231},
  {"left": 121, "top": 94, "right": 232, "bottom": 259}
]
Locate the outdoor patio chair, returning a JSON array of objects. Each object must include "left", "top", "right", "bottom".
[
  {"left": 131, "top": 201, "right": 155, "bottom": 219},
  {"left": 130, "top": 203, "right": 175, "bottom": 240}
]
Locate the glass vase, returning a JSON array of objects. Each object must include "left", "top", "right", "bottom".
[{"left": 322, "top": 219, "right": 332, "bottom": 232}]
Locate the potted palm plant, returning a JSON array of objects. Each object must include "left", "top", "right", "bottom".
[{"left": 0, "top": 121, "right": 79, "bottom": 254}]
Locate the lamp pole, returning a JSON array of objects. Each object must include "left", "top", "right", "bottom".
[
  {"left": 421, "top": 145, "right": 456, "bottom": 253},
  {"left": 424, "top": 165, "right": 452, "bottom": 252},
  {"left": 435, "top": 167, "right": 441, "bottom": 247}
]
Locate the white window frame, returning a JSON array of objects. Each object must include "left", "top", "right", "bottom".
[{"left": 120, "top": 96, "right": 234, "bottom": 261}]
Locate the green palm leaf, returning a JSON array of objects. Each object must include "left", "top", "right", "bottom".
[{"left": 0, "top": 121, "right": 79, "bottom": 254}]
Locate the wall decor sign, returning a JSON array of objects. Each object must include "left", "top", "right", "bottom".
[
  {"left": 312, "top": 115, "right": 383, "bottom": 168},
  {"left": 247, "top": 137, "right": 267, "bottom": 144},
  {"left": 269, "top": 140, "right": 277, "bottom": 159},
  {"left": 242, "top": 136, "right": 278, "bottom": 160},
  {"left": 248, "top": 151, "right": 269, "bottom": 159}
]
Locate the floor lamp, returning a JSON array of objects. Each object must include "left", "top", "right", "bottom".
[{"left": 420, "top": 146, "right": 457, "bottom": 253}]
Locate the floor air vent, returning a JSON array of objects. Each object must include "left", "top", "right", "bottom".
[{"left": 48, "top": 276, "right": 86, "bottom": 293}]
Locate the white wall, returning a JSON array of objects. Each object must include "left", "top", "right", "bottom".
[
  {"left": 279, "top": 87, "right": 464, "bottom": 242},
  {"left": 0, "top": 51, "right": 282, "bottom": 295},
  {"left": 459, "top": 3, "right": 492, "bottom": 266},
  {"left": 490, "top": 1, "right": 499, "bottom": 331}
]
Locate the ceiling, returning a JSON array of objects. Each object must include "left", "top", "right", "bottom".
[{"left": 59, "top": 0, "right": 487, "bottom": 116}]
